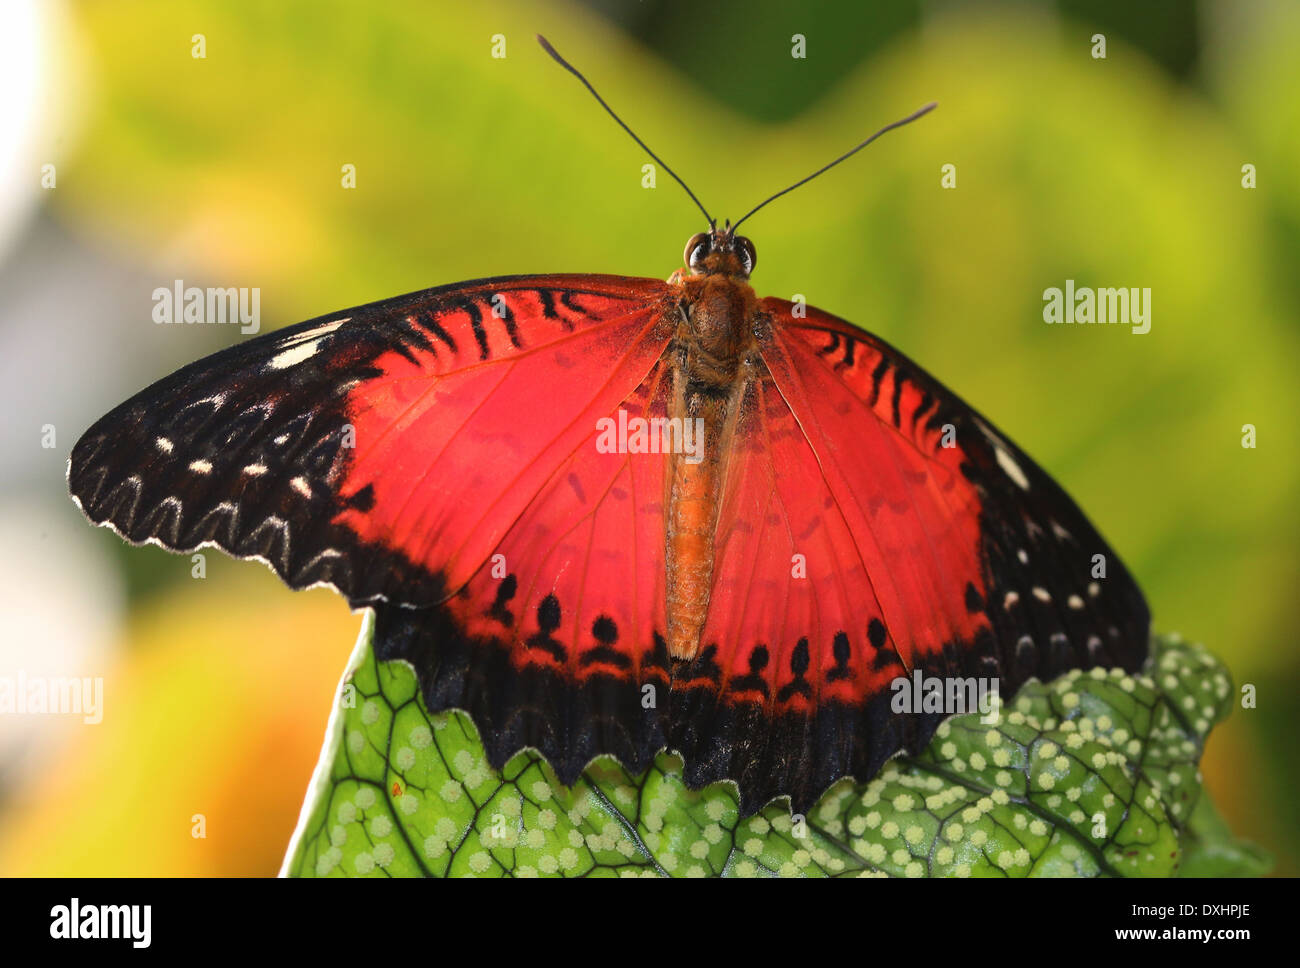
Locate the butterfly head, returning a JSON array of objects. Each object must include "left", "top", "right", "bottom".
[{"left": 684, "top": 221, "right": 756, "bottom": 279}]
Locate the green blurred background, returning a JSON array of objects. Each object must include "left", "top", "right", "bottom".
[{"left": 0, "top": 0, "right": 1295, "bottom": 875}]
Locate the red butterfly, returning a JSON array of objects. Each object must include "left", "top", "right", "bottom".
[{"left": 68, "top": 37, "right": 1148, "bottom": 814}]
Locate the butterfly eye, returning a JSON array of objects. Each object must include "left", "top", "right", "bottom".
[
  {"left": 734, "top": 236, "right": 757, "bottom": 275},
  {"left": 684, "top": 232, "right": 711, "bottom": 270}
]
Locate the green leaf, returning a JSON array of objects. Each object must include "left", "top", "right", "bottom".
[
  {"left": 1176, "top": 788, "right": 1272, "bottom": 877},
  {"left": 283, "top": 623, "right": 1256, "bottom": 877}
]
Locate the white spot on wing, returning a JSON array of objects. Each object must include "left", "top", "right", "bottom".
[
  {"left": 974, "top": 417, "right": 1030, "bottom": 490},
  {"left": 298, "top": 318, "right": 348, "bottom": 339},
  {"left": 189, "top": 459, "right": 213, "bottom": 474},
  {"left": 244, "top": 463, "right": 268, "bottom": 476},
  {"left": 1003, "top": 591, "right": 1019, "bottom": 609},
  {"left": 269, "top": 342, "right": 322, "bottom": 370},
  {"left": 156, "top": 437, "right": 174, "bottom": 454},
  {"left": 267, "top": 318, "right": 348, "bottom": 370},
  {"left": 290, "top": 476, "right": 313, "bottom": 498},
  {"left": 1068, "top": 594, "right": 1084, "bottom": 610},
  {"left": 996, "top": 447, "right": 1030, "bottom": 490},
  {"left": 1032, "top": 586, "right": 1051, "bottom": 603}
]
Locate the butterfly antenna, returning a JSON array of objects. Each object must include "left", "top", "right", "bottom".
[
  {"left": 730, "top": 101, "right": 937, "bottom": 233},
  {"left": 537, "top": 35, "right": 714, "bottom": 228}
]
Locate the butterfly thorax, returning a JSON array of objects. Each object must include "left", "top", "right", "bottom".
[{"left": 663, "top": 262, "right": 762, "bottom": 661}]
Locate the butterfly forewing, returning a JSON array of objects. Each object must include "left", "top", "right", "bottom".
[
  {"left": 69, "top": 274, "right": 673, "bottom": 608},
  {"left": 765, "top": 298, "right": 1149, "bottom": 666}
]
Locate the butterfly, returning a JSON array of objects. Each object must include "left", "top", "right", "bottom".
[{"left": 68, "top": 37, "right": 1149, "bottom": 815}]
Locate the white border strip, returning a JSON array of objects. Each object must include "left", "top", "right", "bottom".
[{"left": 279, "top": 608, "right": 374, "bottom": 877}]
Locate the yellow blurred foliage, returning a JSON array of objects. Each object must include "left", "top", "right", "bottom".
[{"left": 0, "top": 573, "right": 355, "bottom": 876}]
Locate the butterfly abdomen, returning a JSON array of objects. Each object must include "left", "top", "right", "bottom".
[{"left": 663, "top": 272, "right": 760, "bottom": 660}]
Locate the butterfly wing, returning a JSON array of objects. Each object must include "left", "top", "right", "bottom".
[
  {"left": 669, "top": 298, "right": 1150, "bottom": 812},
  {"left": 373, "top": 350, "right": 677, "bottom": 783},
  {"left": 69, "top": 274, "right": 674, "bottom": 609}
]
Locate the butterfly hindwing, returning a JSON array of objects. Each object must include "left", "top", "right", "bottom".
[
  {"left": 69, "top": 274, "right": 672, "bottom": 608},
  {"left": 374, "top": 353, "right": 677, "bottom": 784}
]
